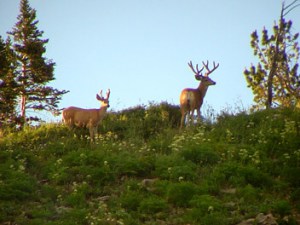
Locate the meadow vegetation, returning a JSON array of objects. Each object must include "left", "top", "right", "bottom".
[{"left": 0, "top": 102, "right": 300, "bottom": 225}]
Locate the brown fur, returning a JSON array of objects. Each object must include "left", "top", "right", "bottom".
[
  {"left": 62, "top": 90, "right": 110, "bottom": 142},
  {"left": 180, "top": 76, "right": 215, "bottom": 129}
]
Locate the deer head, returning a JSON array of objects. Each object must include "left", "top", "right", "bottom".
[
  {"left": 96, "top": 89, "right": 110, "bottom": 108},
  {"left": 188, "top": 60, "right": 219, "bottom": 86}
]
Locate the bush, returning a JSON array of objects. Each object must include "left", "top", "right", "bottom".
[
  {"left": 113, "top": 153, "right": 155, "bottom": 178},
  {"left": 167, "top": 182, "right": 197, "bottom": 207},
  {"left": 0, "top": 169, "right": 37, "bottom": 201},
  {"left": 120, "top": 191, "right": 144, "bottom": 212},
  {"left": 188, "top": 211, "right": 228, "bottom": 225},
  {"left": 212, "top": 163, "right": 273, "bottom": 188},
  {"left": 188, "top": 195, "right": 226, "bottom": 224},
  {"left": 272, "top": 200, "right": 292, "bottom": 218},
  {"left": 238, "top": 184, "right": 260, "bottom": 203},
  {"left": 189, "top": 194, "right": 223, "bottom": 214},
  {"left": 102, "top": 102, "right": 181, "bottom": 140},
  {"left": 180, "top": 145, "right": 220, "bottom": 166},
  {"left": 154, "top": 155, "right": 197, "bottom": 181},
  {"left": 281, "top": 167, "right": 300, "bottom": 188},
  {"left": 138, "top": 196, "right": 168, "bottom": 214}
]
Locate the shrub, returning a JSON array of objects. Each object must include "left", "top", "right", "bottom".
[
  {"left": 154, "top": 154, "right": 198, "bottom": 181},
  {"left": 281, "top": 167, "right": 300, "bottom": 188},
  {"left": 237, "top": 184, "right": 259, "bottom": 203},
  {"left": 212, "top": 163, "right": 273, "bottom": 188},
  {"left": 138, "top": 196, "right": 168, "bottom": 214},
  {"left": 102, "top": 102, "right": 180, "bottom": 141},
  {"left": 66, "top": 191, "right": 87, "bottom": 207},
  {"left": 290, "top": 188, "right": 300, "bottom": 203},
  {"left": 188, "top": 211, "right": 228, "bottom": 225},
  {"left": 0, "top": 169, "right": 37, "bottom": 201},
  {"left": 188, "top": 195, "right": 226, "bottom": 224},
  {"left": 189, "top": 194, "right": 223, "bottom": 214},
  {"left": 180, "top": 145, "right": 220, "bottom": 166},
  {"left": 240, "top": 166, "right": 273, "bottom": 188},
  {"left": 167, "top": 182, "right": 197, "bottom": 207},
  {"left": 272, "top": 200, "right": 292, "bottom": 218},
  {"left": 120, "top": 191, "right": 144, "bottom": 212},
  {"left": 60, "top": 208, "right": 88, "bottom": 225},
  {"left": 113, "top": 153, "right": 155, "bottom": 178}
]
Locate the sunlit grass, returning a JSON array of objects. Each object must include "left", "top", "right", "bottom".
[{"left": 0, "top": 104, "right": 299, "bottom": 224}]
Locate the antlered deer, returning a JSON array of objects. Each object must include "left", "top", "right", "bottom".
[
  {"left": 62, "top": 89, "right": 110, "bottom": 142},
  {"left": 180, "top": 61, "right": 219, "bottom": 129}
]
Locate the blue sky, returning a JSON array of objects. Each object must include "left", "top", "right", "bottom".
[{"left": 1, "top": 0, "right": 300, "bottom": 121}]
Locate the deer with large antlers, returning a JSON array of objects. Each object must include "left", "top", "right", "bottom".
[
  {"left": 62, "top": 89, "right": 110, "bottom": 142},
  {"left": 180, "top": 61, "right": 219, "bottom": 129}
]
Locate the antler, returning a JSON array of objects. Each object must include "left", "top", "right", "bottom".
[
  {"left": 188, "top": 61, "right": 204, "bottom": 76},
  {"left": 106, "top": 89, "right": 111, "bottom": 99},
  {"left": 96, "top": 90, "right": 104, "bottom": 101},
  {"left": 96, "top": 89, "right": 110, "bottom": 101},
  {"left": 202, "top": 60, "right": 219, "bottom": 76}
]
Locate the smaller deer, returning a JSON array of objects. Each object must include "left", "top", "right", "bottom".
[
  {"left": 180, "top": 61, "right": 219, "bottom": 129},
  {"left": 62, "top": 89, "right": 110, "bottom": 142}
]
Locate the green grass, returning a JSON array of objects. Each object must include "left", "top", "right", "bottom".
[{"left": 0, "top": 103, "right": 300, "bottom": 224}]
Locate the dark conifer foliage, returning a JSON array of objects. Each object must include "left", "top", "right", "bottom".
[
  {"left": 7, "top": 0, "right": 68, "bottom": 126},
  {"left": 0, "top": 36, "right": 19, "bottom": 128}
]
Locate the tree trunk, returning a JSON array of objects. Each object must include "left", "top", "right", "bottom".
[
  {"left": 266, "top": 72, "right": 274, "bottom": 109},
  {"left": 266, "top": 10, "right": 285, "bottom": 109},
  {"left": 20, "top": 63, "right": 26, "bottom": 126}
]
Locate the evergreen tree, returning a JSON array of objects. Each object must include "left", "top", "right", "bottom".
[
  {"left": 0, "top": 36, "right": 19, "bottom": 128},
  {"left": 8, "top": 0, "right": 68, "bottom": 126},
  {"left": 244, "top": 1, "right": 300, "bottom": 109}
]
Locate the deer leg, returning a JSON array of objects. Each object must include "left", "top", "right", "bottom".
[
  {"left": 180, "top": 111, "right": 186, "bottom": 129},
  {"left": 196, "top": 109, "right": 201, "bottom": 124},
  {"left": 188, "top": 110, "right": 195, "bottom": 126},
  {"left": 94, "top": 126, "right": 98, "bottom": 140},
  {"left": 89, "top": 127, "right": 93, "bottom": 142}
]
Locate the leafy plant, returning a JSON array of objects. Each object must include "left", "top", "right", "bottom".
[
  {"left": 180, "top": 144, "right": 220, "bottom": 166},
  {"left": 272, "top": 200, "right": 292, "bottom": 218},
  {"left": 138, "top": 196, "right": 168, "bottom": 214},
  {"left": 167, "top": 182, "right": 197, "bottom": 207}
]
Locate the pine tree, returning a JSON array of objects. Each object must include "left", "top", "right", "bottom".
[
  {"left": 244, "top": 1, "right": 300, "bottom": 109},
  {"left": 8, "top": 0, "right": 68, "bottom": 126},
  {"left": 0, "top": 36, "right": 19, "bottom": 128}
]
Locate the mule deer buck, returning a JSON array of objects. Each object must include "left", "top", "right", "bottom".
[
  {"left": 180, "top": 61, "right": 219, "bottom": 129},
  {"left": 62, "top": 89, "right": 110, "bottom": 142}
]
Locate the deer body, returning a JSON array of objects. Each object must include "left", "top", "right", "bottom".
[
  {"left": 180, "top": 85, "right": 208, "bottom": 125},
  {"left": 62, "top": 89, "right": 110, "bottom": 142},
  {"left": 180, "top": 61, "right": 218, "bottom": 129}
]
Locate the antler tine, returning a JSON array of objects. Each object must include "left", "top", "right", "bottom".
[
  {"left": 188, "top": 61, "right": 201, "bottom": 75},
  {"left": 213, "top": 61, "right": 219, "bottom": 69},
  {"left": 202, "top": 60, "right": 219, "bottom": 76},
  {"left": 202, "top": 60, "right": 209, "bottom": 70},
  {"left": 106, "top": 89, "right": 111, "bottom": 99},
  {"left": 196, "top": 64, "right": 204, "bottom": 74},
  {"left": 99, "top": 90, "right": 103, "bottom": 98},
  {"left": 210, "top": 61, "right": 219, "bottom": 75}
]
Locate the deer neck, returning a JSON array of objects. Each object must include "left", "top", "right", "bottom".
[
  {"left": 100, "top": 105, "right": 108, "bottom": 112},
  {"left": 197, "top": 82, "right": 209, "bottom": 98}
]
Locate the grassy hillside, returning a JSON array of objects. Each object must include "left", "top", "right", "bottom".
[{"left": 0, "top": 103, "right": 300, "bottom": 225}]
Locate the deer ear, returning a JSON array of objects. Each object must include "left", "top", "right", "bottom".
[
  {"left": 96, "top": 94, "right": 102, "bottom": 101},
  {"left": 195, "top": 75, "right": 203, "bottom": 81}
]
